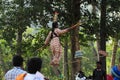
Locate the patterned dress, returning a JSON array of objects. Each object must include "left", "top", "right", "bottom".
[{"left": 45, "top": 28, "right": 68, "bottom": 65}]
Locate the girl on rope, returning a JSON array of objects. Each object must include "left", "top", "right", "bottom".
[{"left": 44, "top": 21, "right": 80, "bottom": 76}]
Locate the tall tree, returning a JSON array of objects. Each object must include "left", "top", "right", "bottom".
[
  {"left": 0, "top": 0, "right": 50, "bottom": 55},
  {"left": 70, "top": 0, "right": 81, "bottom": 80},
  {"left": 106, "top": 0, "right": 120, "bottom": 68},
  {"left": 99, "top": 0, "right": 107, "bottom": 79},
  {"left": 111, "top": 37, "right": 119, "bottom": 67}
]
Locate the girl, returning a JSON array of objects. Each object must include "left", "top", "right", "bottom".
[{"left": 45, "top": 21, "right": 80, "bottom": 66}]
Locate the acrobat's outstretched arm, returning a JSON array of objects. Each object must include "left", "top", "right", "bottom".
[
  {"left": 57, "top": 21, "right": 82, "bottom": 35},
  {"left": 67, "top": 21, "right": 81, "bottom": 31}
]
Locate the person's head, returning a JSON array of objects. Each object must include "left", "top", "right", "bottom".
[
  {"left": 96, "top": 61, "right": 102, "bottom": 69},
  {"left": 12, "top": 55, "right": 24, "bottom": 67},
  {"left": 52, "top": 22, "right": 58, "bottom": 28},
  {"left": 27, "top": 57, "right": 42, "bottom": 74},
  {"left": 78, "top": 71, "right": 83, "bottom": 74}
]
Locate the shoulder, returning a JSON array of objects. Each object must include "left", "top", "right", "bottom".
[
  {"left": 16, "top": 68, "right": 26, "bottom": 74},
  {"left": 101, "top": 69, "right": 106, "bottom": 74},
  {"left": 19, "top": 70, "right": 26, "bottom": 74},
  {"left": 113, "top": 65, "right": 117, "bottom": 68},
  {"left": 24, "top": 73, "right": 44, "bottom": 80},
  {"left": 55, "top": 28, "right": 61, "bottom": 31},
  {"left": 112, "top": 65, "right": 117, "bottom": 70},
  {"left": 48, "top": 31, "right": 52, "bottom": 35},
  {"left": 5, "top": 68, "right": 14, "bottom": 75},
  {"left": 24, "top": 74, "right": 36, "bottom": 80}
]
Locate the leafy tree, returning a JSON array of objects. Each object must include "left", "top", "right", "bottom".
[{"left": 106, "top": 0, "right": 120, "bottom": 67}]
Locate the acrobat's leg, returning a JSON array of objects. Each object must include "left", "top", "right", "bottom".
[
  {"left": 51, "top": 53, "right": 62, "bottom": 77},
  {"left": 52, "top": 65, "right": 59, "bottom": 75}
]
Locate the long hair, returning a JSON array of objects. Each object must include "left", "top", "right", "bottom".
[{"left": 51, "top": 22, "right": 58, "bottom": 39}]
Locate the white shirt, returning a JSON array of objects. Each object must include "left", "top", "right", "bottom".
[
  {"left": 75, "top": 73, "right": 86, "bottom": 80},
  {"left": 24, "top": 72, "right": 44, "bottom": 80}
]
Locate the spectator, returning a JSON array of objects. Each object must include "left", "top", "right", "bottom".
[
  {"left": 111, "top": 58, "right": 120, "bottom": 80},
  {"left": 16, "top": 57, "right": 48, "bottom": 80},
  {"left": 44, "top": 21, "right": 80, "bottom": 76},
  {"left": 75, "top": 71, "right": 86, "bottom": 80},
  {"left": 5, "top": 55, "right": 26, "bottom": 80},
  {"left": 93, "top": 61, "right": 106, "bottom": 80}
]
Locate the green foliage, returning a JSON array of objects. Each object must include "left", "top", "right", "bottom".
[
  {"left": 0, "top": 39, "right": 13, "bottom": 79},
  {"left": 106, "top": 0, "right": 120, "bottom": 38},
  {"left": 0, "top": 0, "right": 120, "bottom": 79}
]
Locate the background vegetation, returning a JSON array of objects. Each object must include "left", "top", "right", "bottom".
[{"left": 0, "top": 0, "right": 120, "bottom": 80}]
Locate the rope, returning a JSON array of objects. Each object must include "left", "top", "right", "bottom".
[
  {"left": 34, "top": 45, "right": 46, "bottom": 55},
  {"left": 63, "top": 58, "right": 82, "bottom": 66}
]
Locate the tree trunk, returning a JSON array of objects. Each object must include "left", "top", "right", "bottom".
[
  {"left": 111, "top": 37, "right": 118, "bottom": 68},
  {"left": 16, "top": 28, "right": 23, "bottom": 55},
  {"left": 71, "top": 28, "right": 81, "bottom": 80},
  {"left": 91, "top": 0, "right": 100, "bottom": 61},
  {"left": 90, "top": 41, "right": 98, "bottom": 60},
  {"left": 70, "top": 0, "right": 81, "bottom": 80},
  {"left": 63, "top": 38, "right": 69, "bottom": 80},
  {"left": 99, "top": 0, "right": 107, "bottom": 80},
  {"left": 96, "top": 34, "right": 100, "bottom": 61}
]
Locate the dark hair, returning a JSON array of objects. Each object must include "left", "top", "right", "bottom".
[
  {"left": 96, "top": 61, "right": 102, "bottom": 65},
  {"left": 27, "top": 57, "right": 42, "bottom": 74},
  {"left": 52, "top": 22, "right": 58, "bottom": 29},
  {"left": 12, "top": 55, "right": 23, "bottom": 66},
  {"left": 51, "top": 22, "right": 58, "bottom": 39}
]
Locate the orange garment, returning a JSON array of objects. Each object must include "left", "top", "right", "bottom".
[
  {"left": 16, "top": 73, "right": 27, "bottom": 80},
  {"left": 45, "top": 28, "right": 68, "bottom": 65}
]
